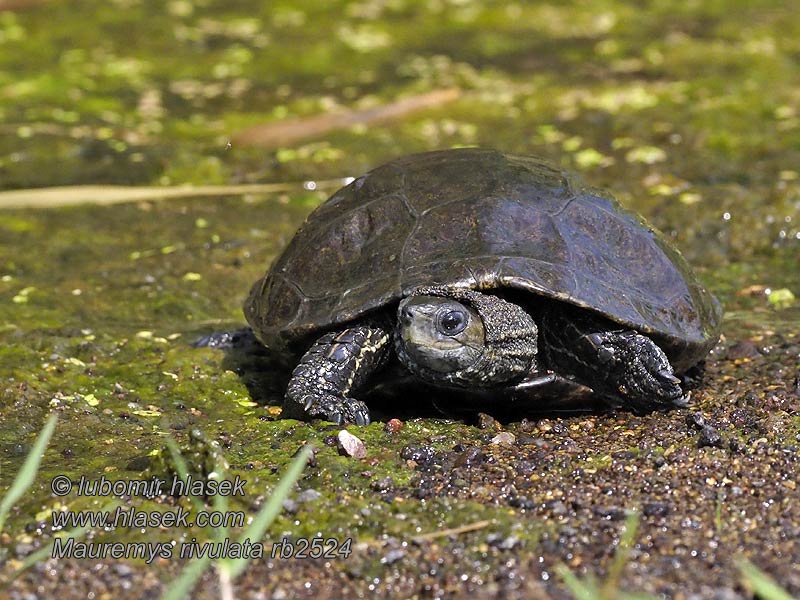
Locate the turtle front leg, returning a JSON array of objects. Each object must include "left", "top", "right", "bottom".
[
  {"left": 541, "top": 309, "right": 683, "bottom": 411},
  {"left": 580, "top": 330, "right": 684, "bottom": 409},
  {"left": 284, "top": 325, "right": 391, "bottom": 425}
]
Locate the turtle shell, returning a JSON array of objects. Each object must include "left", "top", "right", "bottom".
[{"left": 245, "top": 148, "right": 721, "bottom": 371}]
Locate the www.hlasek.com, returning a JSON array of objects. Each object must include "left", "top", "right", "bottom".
[{"left": 49, "top": 475, "right": 352, "bottom": 563}]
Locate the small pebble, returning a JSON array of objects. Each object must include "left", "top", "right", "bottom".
[
  {"left": 687, "top": 412, "right": 705, "bottom": 429},
  {"left": 454, "top": 446, "right": 485, "bottom": 467},
  {"left": 381, "top": 548, "right": 406, "bottom": 564},
  {"left": 643, "top": 501, "right": 671, "bottom": 518},
  {"left": 491, "top": 431, "right": 516, "bottom": 445},
  {"left": 508, "top": 496, "right": 536, "bottom": 509},
  {"left": 337, "top": 429, "right": 367, "bottom": 459},
  {"left": 370, "top": 476, "right": 395, "bottom": 492},
  {"left": 296, "top": 488, "right": 322, "bottom": 503},
  {"left": 727, "top": 340, "right": 761, "bottom": 360},
  {"left": 477, "top": 412, "right": 499, "bottom": 430},
  {"left": 546, "top": 500, "right": 568, "bottom": 515},
  {"left": 400, "top": 445, "right": 435, "bottom": 463},
  {"left": 593, "top": 505, "right": 626, "bottom": 521},
  {"left": 698, "top": 424, "right": 724, "bottom": 448},
  {"left": 729, "top": 438, "right": 746, "bottom": 454},
  {"left": 487, "top": 533, "right": 520, "bottom": 550},
  {"left": 384, "top": 418, "right": 404, "bottom": 433},
  {"left": 112, "top": 564, "right": 133, "bottom": 577}
]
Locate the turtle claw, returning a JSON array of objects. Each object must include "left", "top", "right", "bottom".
[
  {"left": 304, "top": 394, "right": 371, "bottom": 426},
  {"left": 658, "top": 369, "right": 682, "bottom": 386},
  {"left": 353, "top": 408, "right": 370, "bottom": 426},
  {"left": 673, "top": 391, "right": 691, "bottom": 407},
  {"left": 584, "top": 329, "right": 684, "bottom": 409}
]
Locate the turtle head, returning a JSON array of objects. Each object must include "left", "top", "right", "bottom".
[
  {"left": 397, "top": 295, "right": 485, "bottom": 373},
  {"left": 395, "top": 289, "right": 538, "bottom": 388}
]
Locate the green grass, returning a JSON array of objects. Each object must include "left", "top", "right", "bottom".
[
  {"left": 556, "top": 511, "right": 657, "bottom": 600},
  {"left": 557, "top": 512, "right": 797, "bottom": 600},
  {"left": 160, "top": 441, "right": 314, "bottom": 600},
  {"left": 0, "top": 413, "right": 58, "bottom": 532},
  {"left": 0, "top": 414, "right": 118, "bottom": 587},
  {"left": 738, "top": 559, "right": 796, "bottom": 600},
  {"left": 0, "top": 415, "right": 314, "bottom": 600}
]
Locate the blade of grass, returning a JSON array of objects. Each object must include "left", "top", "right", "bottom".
[
  {"left": 602, "top": 511, "right": 640, "bottom": 599},
  {"left": 163, "top": 437, "right": 206, "bottom": 515},
  {"left": 738, "top": 559, "right": 795, "bottom": 600},
  {"left": 160, "top": 444, "right": 314, "bottom": 599},
  {"left": 556, "top": 510, "right": 659, "bottom": 600},
  {"left": 0, "top": 413, "right": 58, "bottom": 531},
  {"left": 226, "top": 444, "right": 314, "bottom": 579},
  {"left": 160, "top": 555, "right": 213, "bottom": 600},
  {"left": 212, "top": 470, "right": 230, "bottom": 544},
  {"left": 555, "top": 563, "right": 599, "bottom": 600}
]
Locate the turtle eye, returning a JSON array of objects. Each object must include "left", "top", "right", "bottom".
[{"left": 436, "top": 308, "right": 468, "bottom": 336}]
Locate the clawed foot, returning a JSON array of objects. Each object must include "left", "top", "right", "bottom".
[
  {"left": 587, "top": 330, "right": 684, "bottom": 410},
  {"left": 285, "top": 393, "right": 371, "bottom": 426}
]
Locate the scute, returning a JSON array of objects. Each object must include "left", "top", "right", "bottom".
[{"left": 245, "top": 148, "right": 721, "bottom": 367}]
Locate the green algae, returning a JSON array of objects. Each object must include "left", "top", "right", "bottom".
[{"left": 0, "top": 0, "right": 799, "bottom": 597}]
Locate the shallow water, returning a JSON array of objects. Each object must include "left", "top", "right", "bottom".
[{"left": 1, "top": 1, "right": 798, "bottom": 598}]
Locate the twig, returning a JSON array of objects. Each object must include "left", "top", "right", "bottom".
[
  {"left": 0, "top": 181, "right": 345, "bottom": 209},
  {"left": 411, "top": 519, "right": 491, "bottom": 543},
  {"left": 233, "top": 88, "right": 461, "bottom": 149}
]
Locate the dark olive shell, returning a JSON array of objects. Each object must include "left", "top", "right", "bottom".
[{"left": 245, "top": 148, "right": 721, "bottom": 370}]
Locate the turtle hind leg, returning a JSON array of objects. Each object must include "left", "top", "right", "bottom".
[
  {"left": 284, "top": 325, "right": 391, "bottom": 425},
  {"left": 540, "top": 308, "right": 683, "bottom": 411}
]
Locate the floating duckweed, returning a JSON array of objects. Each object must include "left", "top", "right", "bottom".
[
  {"left": 337, "top": 24, "right": 391, "bottom": 52},
  {"left": 611, "top": 137, "right": 636, "bottom": 149},
  {"left": 679, "top": 192, "right": 702, "bottom": 205},
  {"left": 83, "top": 393, "right": 99, "bottom": 407},
  {"left": 593, "top": 86, "right": 659, "bottom": 113},
  {"left": 195, "top": 217, "right": 209, "bottom": 228},
  {"left": 561, "top": 136, "right": 582, "bottom": 152},
  {"left": 574, "top": 148, "right": 612, "bottom": 168},
  {"left": 131, "top": 409, "right": 162, "bottom": 417},
  {"left": 767, "top": 288, "right": 795, "bottom": 309},
  {"left": 626, "top": 146, "right": 667, "bottom": 164},
  {"left": 12, "top": 286, "right": 35, "bottom": 303},
  {"left": 650, "top": 184, "right": 676, "bottom": 196},
  {"left": 167, "top": 0, "right": 193, "bottom": 17},
  {"left": 276, "top": 148, "right": 297, "bottom": 163}
]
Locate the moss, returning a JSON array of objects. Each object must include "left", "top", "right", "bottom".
[{"left": 1, "top": 0, "right": 799, "bottom": 597}]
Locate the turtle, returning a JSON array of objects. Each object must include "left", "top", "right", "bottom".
[{"left": 244, "top": 148, "right": 722, "bottom": 425}]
